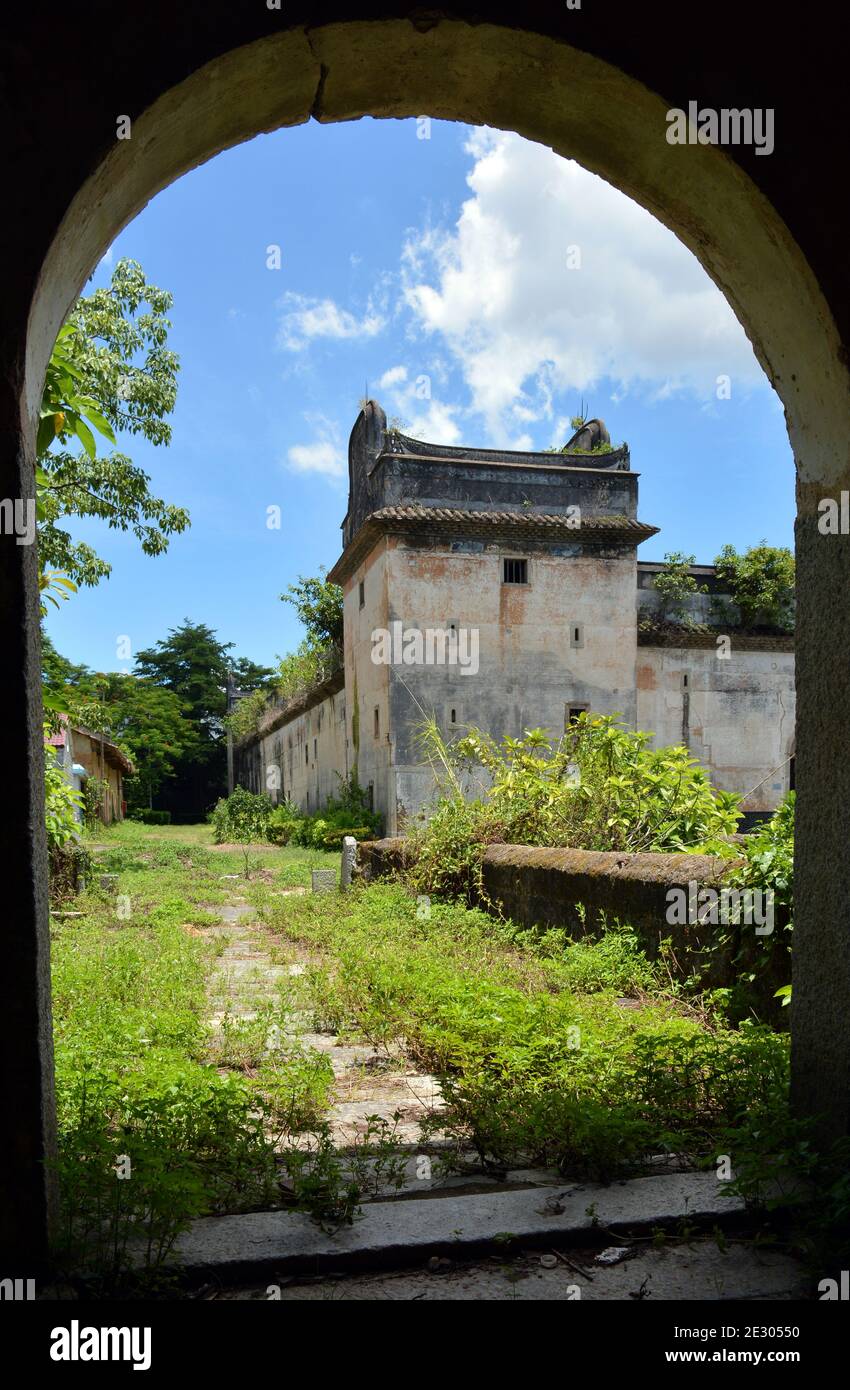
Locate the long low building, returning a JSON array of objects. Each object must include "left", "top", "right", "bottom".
[
  {"left": 235, "top": 402, "right": 795, "bottom": 835},
  {"left": 49, "top": 720, "right": 134, "bottom": 824}
]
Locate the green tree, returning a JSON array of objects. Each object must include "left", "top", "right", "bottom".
[
  {"left": 713, "top": 542, "right": 795, "bottom": 632},
  {"left": 280, "top": 569, "right": 343, "bottom": 649},
  {"left": 41, "top": 632, "right": 95, "bottom": 697},
  {"left": 652, "top": 551, "right": 705, "bottom": 625},
  {"left": 134, "top": 621, "right": 271, "bottom": 817},
  {"left": 134, "top": 621, "right": 232, "bottom": 735},
  {"left": 38, "top": 258, "right": 190, "bottom": 590},
  {"left": 94, "top": 675, "right": 198, "bottom": 810},
  {"left": 230, "top": 657, "right": 276, "bottom": 694}
]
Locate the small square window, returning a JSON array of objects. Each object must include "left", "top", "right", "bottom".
[
  {"left": 358, "top": 579, "right": 365, "bottom": 609},
  {"left": 565, "top": 703, "right": 589, "bottom": 729},
  {"left": 503, "top": 557, "right": 528, "bottom": 585}
]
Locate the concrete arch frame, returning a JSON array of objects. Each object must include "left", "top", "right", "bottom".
[{"left": 2, "top": 6, "right": 848, "bottom": 1265}]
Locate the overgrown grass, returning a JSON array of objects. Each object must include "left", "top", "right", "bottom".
[
  {"left": 49, "top": 821, "right": 339, "bottom": 1292},
  {"left": 258, "top": 880, "right": 790, "bottom": 1181}
]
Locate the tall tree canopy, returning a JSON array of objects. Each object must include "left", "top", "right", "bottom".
[
  {"left": 45, "top": 624, "right": 273, "bottom": 817},
  {"left": 134, "top": 620, "right": 273, "bottom": 817},
  {"left": 38, "top": 257, "right": 190, "bottom": 590}
]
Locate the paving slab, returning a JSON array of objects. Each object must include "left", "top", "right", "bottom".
[{"left": 172, "top": 1172, "right": 747, "bottom": 1280}]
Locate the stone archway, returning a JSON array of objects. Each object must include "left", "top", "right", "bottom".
[{"left": 2, "top": 7, "right": 848, "bottom": 1265}]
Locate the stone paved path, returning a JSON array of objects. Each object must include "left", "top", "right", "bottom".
[
  {"left": 174, "top": 883, "right": 809, "bottom": 1300},
  {"left": 200, "top": 891, "right": 451, "bottom": 1181}
]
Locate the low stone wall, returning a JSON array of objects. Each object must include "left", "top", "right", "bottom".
[
  {"left": 359, "top": 838, "right": 736, "bottom": 976},
  {"left": 481, "top": 844, "right": 737, "bottom": 984},
  {"left": 356, "top": 838, "right": 785, "bottom": 1006}
]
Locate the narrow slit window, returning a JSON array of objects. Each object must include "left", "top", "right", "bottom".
[
  {"left": 358, "top": 579, "right": 365, "bottom": 609},
  {"left": 503, "top": 557, "right": 528, "bottom": 585},
  {"left": 374, "top": 706, "right": 380, "bottom": 739}
]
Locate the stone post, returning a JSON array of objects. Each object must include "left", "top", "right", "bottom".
[{"left": 340, "top": 835, "right": 357, "bottom": 890}]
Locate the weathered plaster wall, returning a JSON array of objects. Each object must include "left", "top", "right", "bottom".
[
  {"left": 236, "top": 687, "right": 348, "bottom": 814},
  {"left": 636, "top": 646, "right": 795, "bottom": 811},
  {"left": 343, "top": 541, "right": 393, "bottom": 830},
  {"left": 385, "top": 537, "right": 640, "bottom": 826}
]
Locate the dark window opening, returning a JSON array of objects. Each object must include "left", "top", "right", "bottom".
[
  {"left": 374, "top": 706, "right": 380, "bottom": 739},
  {"left": 566, "top": 704, "right": 589, "bottom": 727},
  {"left": 503, "top": 557, "right": 528, "bottom": 585},
  {"left": 450, "top": 708, "right": 457, "bottom": 724},
  {"left": 358, "top": 579, "right": 365, "bottom": 609},
  {"left": 305, "top": 745, "right": 309, "bottom": 765},
  {"left": 367, "top": 782, "right": 374, "bottom": 812}
]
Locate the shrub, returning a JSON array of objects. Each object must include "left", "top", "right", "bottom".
[
  {"left": 717, "top": 792, "right": 794, "bottom": 1017},
  {"left": 266, "top": 801, "right": 301, "bottom": 845},
  {"left": 130, "top": 808, "right": 172, "bottom": 826},
  {"left": 713, "top": 542, "right": 795, "bottom": 632},
  {"left": 408, "top": 715, "right": 741, "bottom": 900},
  {"left": 266, "top": 777, "right": 383, "bottom": 849},
  {"left": 53, "top": 1058, "right": 278, "bottom": 1288},
  {"left": 264, "top": 880, "right": 790, "bottom": 1182},
  {"left": 651, "top": 551, "right": 706, "bottom": 624},
  {"left": 44, "top": 724, "right": 82, "bottom": 853},
  {"left": 211, "top": 786, "right": 273, "bottom": 842}
]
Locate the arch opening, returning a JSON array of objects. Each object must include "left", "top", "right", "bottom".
[{"left": 5, "top": 15, "right": 850, "bottom": 1266}]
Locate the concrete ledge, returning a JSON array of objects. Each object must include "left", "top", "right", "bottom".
[{"left": 172, "top": 1173, "right": 745, "bottom": 1281}]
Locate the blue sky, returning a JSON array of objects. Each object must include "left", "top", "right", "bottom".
[{"left": 46, "top": 117, "right": 794, "bottom": 674}]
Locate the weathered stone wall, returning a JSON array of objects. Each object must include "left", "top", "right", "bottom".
[
  {"left": 342, "top": 539, "right": 394, "bottom": 830},
  {"left": 235, "top": 682, "right": 348, "bottom": 815},
  {"left": 636, "top": 645, "right": 795, "bottom": 811},
  {"left": 386, "top": 536, "right": 641, "bottom": 830}
]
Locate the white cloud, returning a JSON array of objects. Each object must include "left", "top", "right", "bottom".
[
  {"left": 378, "top": 365, "right": 408, "bottom": 390},
  {"left": 399, "top": 129, "right": 766, "bottom": 444},
  {"left": 277, "top": 293, "right": 385, "bottom": 351},
  {"left": 374, "top": 364, "right": 463, "bottom": 446},
  {"left": 285, "top": 415, "right": 345, "bottom": 480},
  {"left": 403, "top": 399, "right": 462, "bottom": 446}
]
